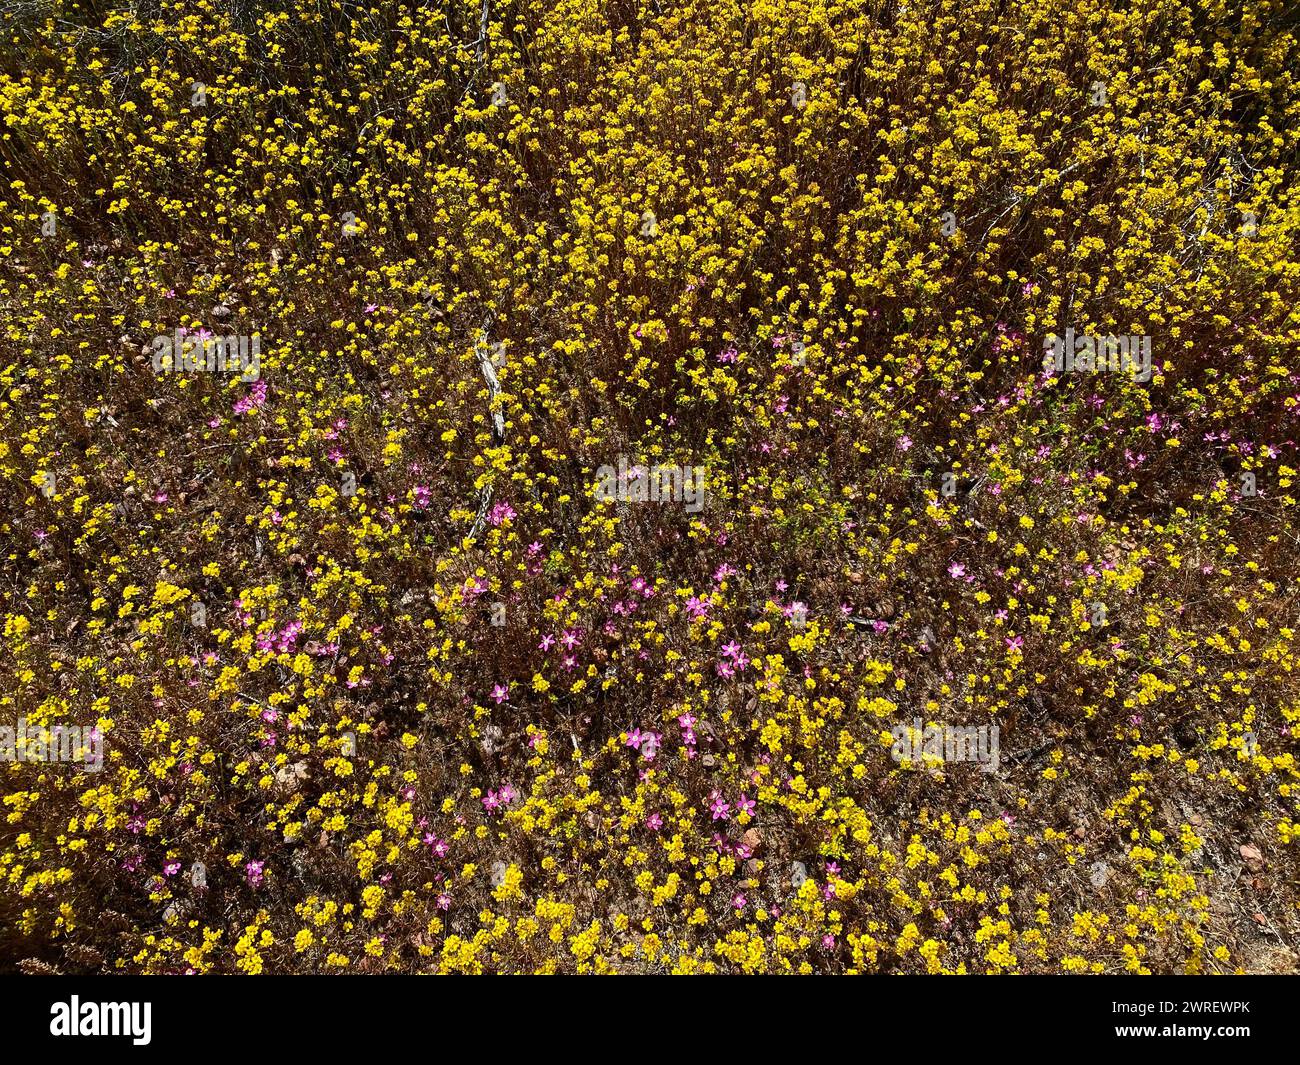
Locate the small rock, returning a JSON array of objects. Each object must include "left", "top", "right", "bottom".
[
  {"left": 481, "top": 724, "right": 504, "bottom": 756},
  {"left": 274, "top": 761, "right": 308, "bottom": 790},
  {"left": 791, "top": 861, "right": 808, "bottom": 890}
]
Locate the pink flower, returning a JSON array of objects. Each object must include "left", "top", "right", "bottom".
[
  {"left": 948, "top": 561, "right": 966, "bottom": 578},
  {"left": 708, "top": 792, "right": 731, "bottom": 821},
  {"left": 737, "top": 795, "right": 756, "bottom": 817},
  {"left": 245, "top": 860, "right": 265, "bottom": 887},
  {"left": 732, "top": 892, "right": 747, "bottom": 910},
  {"left": 489, "top": 501, "right": 516, "bottom": 526},
  {"left": 646, "top": 813, "right": 663, "bottom": 831},
  {"left": 247, "top": 380, "right": 268, "bottom": 410},
  {"left": 490, "top": 684, "right": 510, "bottom": 704},
  {"left": 685, "top": 596, "right": 710, "bottom": 620}
]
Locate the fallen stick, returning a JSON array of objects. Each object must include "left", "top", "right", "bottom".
[{"left": 468, "top": 314, "right": 504, "bottom": 543}]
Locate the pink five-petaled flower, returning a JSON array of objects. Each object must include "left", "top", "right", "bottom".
[
  {"left": 233, "top": 380, "right": 268, "bottom": 415},
  {"left": 490, "top": 683, "right": 509, "bottom": 704},
  {"left": 684, "top": 596, "right": 710, "bottom": 620},
  {"left": 708, "top": 791, "right": 731, "bottom": 821},
  {"left": 646, "top": 813, "right": 663, "bottom": 831},
  {"left": 539, "top": 634, "right": 555, "bottom": 651},
  {"left": 732, "top": 892, "right": 747, "bottom": 910},
  {"left": 948, "top": 561, "right": 966, "bottom": 578},
  {"left": 737, "top": 795, "right": 756, "bottom": 817},
  {"left": 245, "top": 860, "right": 265, "bottom": 887},
  {"left": 489, "top": 501, "right": 516, "bottom": 526}
]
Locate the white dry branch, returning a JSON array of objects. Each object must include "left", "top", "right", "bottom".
[{"left": 468, "top": 315, "right": 505, "bottom": 544}]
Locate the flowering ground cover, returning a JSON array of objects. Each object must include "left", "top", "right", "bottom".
[{"left": 2, "top": 0, "right": 1298, "bottom": 974}]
